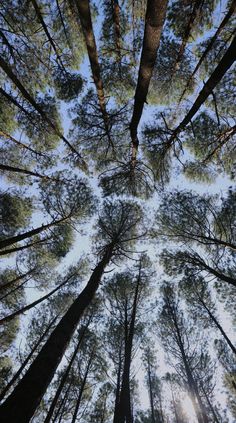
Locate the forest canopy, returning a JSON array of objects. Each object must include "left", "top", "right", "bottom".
[{"left": 0, "top": 0, "right": 235, "bottom": 422}]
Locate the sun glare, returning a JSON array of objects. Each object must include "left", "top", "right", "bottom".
[{"left": 181, "top": 394, "right": 197, "bottom": 422}]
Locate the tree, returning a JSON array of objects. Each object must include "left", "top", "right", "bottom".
[
  {"left": 129, "top": 0, "right": 168, "bottom": 168},
  {"left": 155, "top": 189, "right": 236, "bottom": 251},
  {"left": 0, "top": 200, "right": 144, "bottom": 422},
  {"left": 158, "top": 283, "right": 217, "bottom": 423}
]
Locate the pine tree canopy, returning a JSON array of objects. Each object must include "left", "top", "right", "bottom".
[{"left": 0, "top": 0, "right": 235, "bottom": 422}]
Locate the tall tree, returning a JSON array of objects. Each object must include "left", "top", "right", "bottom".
[{"left": 0, "top": 200, "right": 143, "bottom": 422}]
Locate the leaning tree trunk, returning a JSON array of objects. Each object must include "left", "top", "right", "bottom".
[
  {"left": 75, "top": 0, "right": 114, "bottom": 151},
  {"left": 167, "top": 35, "right": 236, "bottom": 148},
  {"left": 173, "top": 0, "right": 204, "bottom": 73},
  {"left": 0, "top": 236, "right": 52, "bottom": 257},
  {"left": 0, "top": 244, "right": 114, "bottom": 423},
  {"left": 195, "top": 258, "right": 236, "bottom": 288},
  {"left": 30, "top": 0, "right": 66, "bottom": 71},
  {"left": 0, "top": 163, "right": 56, "bottom": 181},
  {"left": 0, "top": 271, "right": 77, "bottom": 326},
  {"left": 200, "top": 299, "right": 236, "bottom": 354},
  {"left": 178, "top": 0, "right": 236, "bottom": 103},
  {"left": 71, "top": 351, "right": 94, "bottom": 422},
  {"left": 0, "top": 130, "right": 46, "bottom": 157},
  {"left": 0, "top": 56, "right": 85, "bottom": 165},
  {"left": 0, "top": 216, "right": 68, "bottom": 250},
  {"left": 112, "top": 0, "right": 122, "bottom": 71},
  {"left": 0, "top": 268, "right": 35, "bottom": 292},
  {"left": 129, "top": 0, "right": 168, "bottom": 168},
  {"left": 44, "top": 318, "right": 91, "bottom": 423},
  {"left": 0, "top": 315, "right": 58, "bottom": 402}
]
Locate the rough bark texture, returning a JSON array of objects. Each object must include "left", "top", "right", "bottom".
[
  {"left": 0, "top": 245, "right": 114, "bottom": 423},
  {"left": 178, "top": 0, "right": 236, "bottom": 103},
  {"left": 130, "top": 0, "right": 168, "bottom": 166}
]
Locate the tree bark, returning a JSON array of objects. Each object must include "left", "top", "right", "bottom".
[
  {"left": 178, "top": 0, "right": 236, "bottom": 103},
  {"left": 0, "top": 236, "right": 52, "bottom": 257},
  {"left": 112, "top": 0, "right": 122, "bottom": 69},
  {"left": 0, "top": 216, "right": 67, "bottom": 250},
  {"left": 0, "top": 56, "right": 85, "bottom": 165},
  {"left": 200, "top": 299, "right": 236, "bottom": 355},
  {"left": 44, "top": 317, "right": 91, "bottom": 423},
  {"left": 129, "top": 0, "right": 168, "bottom": 166},
  {"left": 194, "top": 257, "right": 236, "bottom": 288},
  {"left": 71, "top": 351, "right": 94, "bottom": 422},
  {"left": 0, "top": 315, "right": 57, "bottom": 402},
  {"left": 147, "top": 354, "right": 156, "bottom": 423},
  {"left": 113, "top": 344, "right": 123, "bottom": 423},
  {"left": 0, "top": 268, "right": 35, "bottom": 292},
  {"left": 0, "top": 271, "right": 77, "bottom": 326},
  {"left": 0, "top": 163, "right": 56, "bottom": 181},
  {"left": 173, "top": 0, "right": 204, "bottom": 73},
  {"left": 114, "top": 265, "right": 141, "bottom": 423},
  {"left": 168, "top": 35, "right": 236, "bottom": 147},
  {"left": 0, "top": 130, "right": 46, "bottom": 157},
  {"left": 30, "top": 0, "right": 66, "bottom": 71},
  {"left": 75, "top": 0, "right": 114, "bottom": 151},
  {"left": 0, "top": 244, "right": 114, "bottom": 423}
]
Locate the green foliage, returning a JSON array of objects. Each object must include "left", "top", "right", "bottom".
[{"left": 0, "top": 190, "right": 32, "bottom": 238}]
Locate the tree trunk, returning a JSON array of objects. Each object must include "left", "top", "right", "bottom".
[
  {"left": 200, "top": 383, "right": 221, "bottom": 423},
  {"left": 113, "top": 344, "right": 123, "bottom": 423},
  {"left": 200, "top": 299, "right": 236, "bottom": 354},
  {"left": 0, "top": 163, "right": 56, "bottom": 181},
  {"left": 0, "top": 268, "right": 35, "bottom": 292},
  {"left": 0, "top": 216, "right": 67, "bottom": 250},
  {"left": 0, "top": 315, "right": 58, "bottom": 402},
  {"left": 0, "top": 236, "right": 53, "bottom": 257},
  {"left": 195, "top": 258, "right": 236, "bottom": 288},
  {"left": 178, "top": 0, "right": 236, "bottom": 103},
  {"left": 114, "top": 265, "right": 141, "bottom": 423},
  {"left": 0, "top": 244, "right": 114, "bottom": 423},
  {"left": 0, "top": 271, "right": 77, "bottom": 326},
  {"left": 0, "top": 130, "right": 46, "bottom": 157},
  {"left": 71, "top": 351, "right": 94, "bottom": 422},
  {"left": 75, "top": 0, "right": 114, "bottom": 151},
  {"left": 44, "top": 317, "right": 92, "bottom": 423},
  {"left": 173, "top": 0, "right": 204, "bottom": 73},
  {"left": 112, "top": 0, "right": 122, "bottom": 69},
  {"left": 0, "top": 56, "right": 85, "bottom": 165},
  {"left": 30, "top": 0, "right": 66, "bottom": 71},
  {"left": 129, "top": 0, "right": 168, "bottom": 166},
  {"left": 147, "top": 354, "right": 156, "bottom": 423},
  {"left": 52, "top": 381, "right": 72, "bottom": 423},
  {"left": 168, "top": 35, "right": 236, "bottom": 147},
  {"left": 173, "top": 313, "right": 208, "bottom": 423}
]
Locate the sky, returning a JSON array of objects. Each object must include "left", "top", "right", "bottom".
[{"left": 0, "top": 0, "right": 235, "bottom": 421}]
